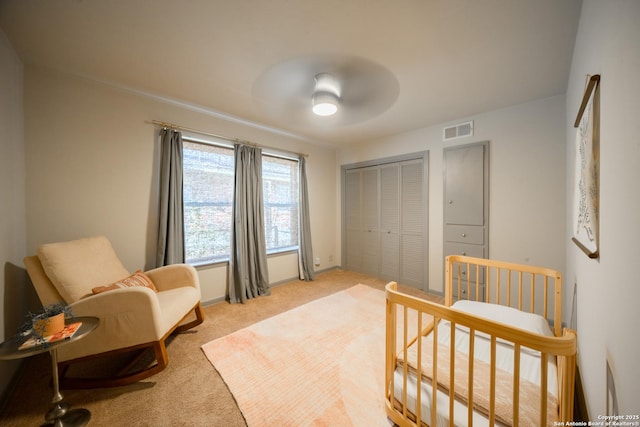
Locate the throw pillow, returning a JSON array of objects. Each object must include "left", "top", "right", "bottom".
[{"left": 92, "top": 270, "right": 158, "bottom": 295}]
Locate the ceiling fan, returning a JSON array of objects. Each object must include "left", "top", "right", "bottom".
[{"left": 252, "top": 55, "right": 399, "bottom": 127}]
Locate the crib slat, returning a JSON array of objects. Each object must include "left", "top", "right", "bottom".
[
  {"left": 456, "top": 263, "right": 462, "bottom": 303},
  {"left": 540, "top": 353, "right": 549, "bottom": 427},
  {"left": 554, "top": 274, "right": 563, "bottom": 337},
  {"left": 496, "top": 267, "right": 501, "bottom": 305},
  {"left": 507, "top": 269, "right": 512, "bottom": 307},
  {"left": 489, "top": 336, "right": 497, "bottom": 425},
  {"left": 484, "top": 267, "right": 491, "bottom": 302},
  {"left": 514, "top": 344, "right": 521, "bottom": 426},
  {"left": 418, "top": 313, "right": 425, "bottom": 424},
  {"left": 402, "top": 306, "right": 409, "bottom": 419},
  {"left": 449, "top": 321, "right": 456, "bottom": 425},
  {"left": 466, "top": 262, "right": 471, "bottom": 300},
  {"left": 475, "top": 263, "right": 479, "bottom": 301},
  {"left": 385, "top": 294, "right": 395, "bottom": 419},
  {"left": 431, "top": 316, "right": 439, "bottom": 427},
  {"left": 530, "top": 273, "right": 535, "bottom": 313},
  {"left": 468, "top": 327, "right": 475, "bottom": 426},
  {"left": 543, "top": 276, "right": 549, "bottom": 319},
  {"left": 518, "top": 271, "right": 523, "bottom": 310}
]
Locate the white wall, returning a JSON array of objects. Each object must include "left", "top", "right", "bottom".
[
  {"left": 0, "top": 29, "right": 30, "bottom": 401},
  {"left": 23, "top": 66, "right": 338, "bottom": 303},
  {"left": 565, "top": 0, "right": 640, "bottom": 418},
  {"left": 338, "top": 95, "right": 567, "bottom": 294}
]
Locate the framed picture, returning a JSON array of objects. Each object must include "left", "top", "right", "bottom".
[{"left": 572, "top": 74, "right": 600, "bottom": 259}]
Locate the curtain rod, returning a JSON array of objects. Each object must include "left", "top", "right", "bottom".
[{"left": 149, "top": 120, "right": 308, "bottom": 158}]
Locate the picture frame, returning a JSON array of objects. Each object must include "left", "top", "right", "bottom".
[{"left": 572, "top": 74, "right": 600, "bottom": 259}]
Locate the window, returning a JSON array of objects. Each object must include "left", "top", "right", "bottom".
[
  {"left": 183, "top": 140, "right": 234, "bottom": 264},
  {"left": 182, "top": 138, "right": 299, "bottom": 265},
  {"left": 262, "top": 155, "right": 299, "bottom": 253}
]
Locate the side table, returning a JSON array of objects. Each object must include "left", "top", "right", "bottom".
[{"left": 0, "top": 316, "right": 99, "bottom": 426}]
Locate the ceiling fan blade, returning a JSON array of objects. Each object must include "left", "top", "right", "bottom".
[{"left": 252, "top": 55, "right": 399, "bottom": 126}]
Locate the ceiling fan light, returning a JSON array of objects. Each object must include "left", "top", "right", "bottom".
[{"left": 312, "top": 92, "right": 338, "bottom": 116}]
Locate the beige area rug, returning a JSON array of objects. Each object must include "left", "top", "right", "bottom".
[{"left": 201, "top": 284, "right": 394, "bottom": 427}]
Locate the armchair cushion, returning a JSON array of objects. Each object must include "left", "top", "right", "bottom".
[{"left": 37, "top": 236, "right": 130, "bottom": 303}]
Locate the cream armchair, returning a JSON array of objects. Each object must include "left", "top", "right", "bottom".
[{"left": 23, "top": 236, "right": 204, "bottom": 388}]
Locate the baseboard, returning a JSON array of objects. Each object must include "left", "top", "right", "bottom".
[
  {"left": 201, "top": 266, "right": 341, "bottom": 306},
  {"left": 201, "top": 295, "right": 226, "bottom": 307}
]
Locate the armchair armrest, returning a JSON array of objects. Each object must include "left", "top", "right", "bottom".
[
  {"left": 71, "top": 287, "right": 163, "bottom": 340},
  {"left": 145, "top": 264, "right": 200, "bottom": 293},
  {"left": 71, "top": 287, "right": 161, "bottom": 319},
  {"left": 60, "top": 287, "right": 166, "bottom": 362}
]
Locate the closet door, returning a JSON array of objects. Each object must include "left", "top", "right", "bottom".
[
  {"left": 344, "top": 169, "right": 362, "bottom": 272},
  {"left": 444, "top": 144, "right": 485, "bottom": 226},
  {"left": 400, "top": 160, "right": 425, "bottom": 287},
  {"left": 342, "top": 153, "right": 428, "bottom": 290},
  {"left": 379, "top": 164, "right": 400, "bottom": 281},
  {"left": 361, "top": 168, "right": 380, "bottom": 277}
]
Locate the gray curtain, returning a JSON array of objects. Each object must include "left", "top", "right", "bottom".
[
  {"left": 298, "top": 156, "right": 315, "bottom": 280},
  {"left": 156, "top": 128, "right": 185, "bottom": 267},
  {"left": 228, "top": 144, "right": 270, "bottom": 303}
]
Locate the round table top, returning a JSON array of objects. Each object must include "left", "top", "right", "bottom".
[{"left": 0, "top": 316, "right": 99, "bottom": 360}]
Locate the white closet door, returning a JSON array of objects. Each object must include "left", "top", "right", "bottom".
[
  {"left": 343, "top": 156, "right": 427, "bottom": 290},
  {"left": 379, "top": 164, "right": 400, "bottom": 281},
  {"left": 361, "top": 168, "right": 380, "bottom": 277},
  {"left": 444, "top": 144, "right": 485, "bottom": 225},
  {"left": 401, "top": 160, "right": 425, "bottom": 287}
]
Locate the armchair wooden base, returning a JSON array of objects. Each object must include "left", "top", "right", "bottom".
[{"left": 58, "top": 302, "right": 204, "bottom": 389}]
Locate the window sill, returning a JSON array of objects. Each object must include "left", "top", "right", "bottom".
[{"left": 189, "top": 247, "right": 299, "bottom": 269}]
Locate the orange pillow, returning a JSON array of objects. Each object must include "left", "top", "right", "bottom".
[{"left": 91, "top": 270, "right": 158, "bottom": 295}]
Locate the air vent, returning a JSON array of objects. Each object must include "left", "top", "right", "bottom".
[{"left": 443, "top": 121, "right": 474, "bottom": 141}]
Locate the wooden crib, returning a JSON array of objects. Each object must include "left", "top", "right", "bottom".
[{"left": 385, "top": 255, "right": 577, "bottom": 426}]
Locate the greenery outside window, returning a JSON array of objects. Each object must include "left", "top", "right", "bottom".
[
  {"left": 262, "top": 154, "right": 299, "bottom": 253},
  {"left": 183, "top": 140, "right": 234, "bottom": 264},
  {"left": 182, "top": 138, "right": 299, "bottom": 265}
]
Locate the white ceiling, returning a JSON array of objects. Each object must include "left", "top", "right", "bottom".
[{"left": 0, "top": 0, "right": 582, "bottom": 146}]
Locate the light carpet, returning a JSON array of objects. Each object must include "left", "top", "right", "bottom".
[{"left": 201, "top": 284, "right": 393, "bottom": 427}]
